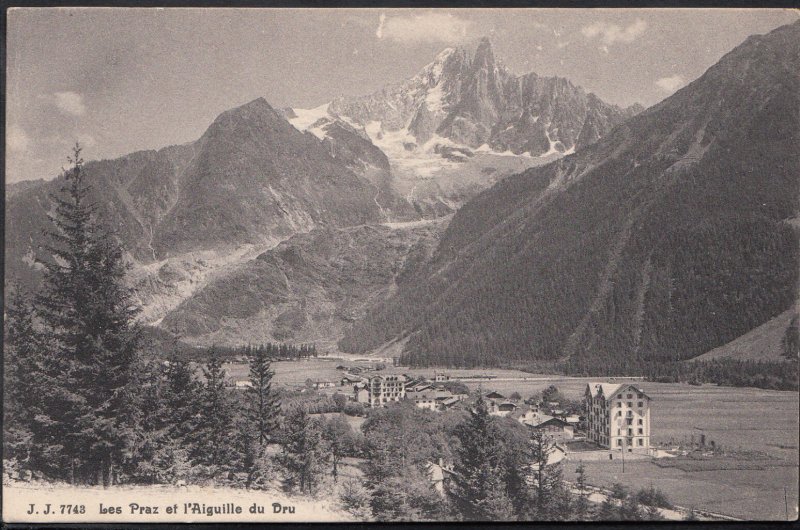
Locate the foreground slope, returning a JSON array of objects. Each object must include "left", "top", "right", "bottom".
[{"left": 340, "top": 22, "right": 800, "bottom": 370}]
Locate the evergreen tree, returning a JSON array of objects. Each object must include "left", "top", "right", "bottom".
[
  {"left": 33, "top": 145, "right": 143, "bottom": 485},
  {"left": 279, "top": 407, "right": 328, "bottom": 494},
  {"left": 191, "top": 349, "right": 233, "bottom": 471},
  {"left": 3, "top": 287, "right": 42, "bottom": 473},
  {"left": 573, "top": 462, "right": 591, "bottom": 520},
  {"left": 527, "top": 429, "right": 568, "bottom": 520},
  {"left": 448, "top": 396, "right": 515, "bottom": 520},
  {"left": 163, "top": 355, "right": 201, "bottom": 445},
  {"left": 246, "top": 347, "right": 281, "bottom": 445}
]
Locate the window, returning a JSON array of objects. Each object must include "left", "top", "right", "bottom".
[
  {"left": 638, "top": 439, "right": 643, "bottom": 446},
  {"left": 638, "top": 428, "right": 643, "bottom": 435},
  {"left": 626, "top": 419, "right": 633, "bottom": 425},
  {"left": 627, "top": 402, "right": 632, "bottom": 407},
  {"left": 617, "top": 439, "right": 622, "bottom": 447},
  {"left": 638, "top": 394, "right": 643, "bottom": 399},
  {"left": 638, "top": 419, "right": 643, "bottom": 425},
  {"left": 617, "top": 394, "right": 622, "bottom": 399},
  {"left": 638, "top": 402, "right": 643, "bottom": 408},
  {"left": 627, "top": 394, "right": 632, "bottom": 399},
  {"left": 628, "top": 428, "right": 632, "bottom": 436},
  {"left": 617, "top": 429, "right": 621, "bottom": 435}
]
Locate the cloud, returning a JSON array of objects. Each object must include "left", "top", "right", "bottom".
[
  {"left": 581, "top": 19, "right": 647, "bottom": 46},
  {"left": 53, "top": 91, "right": 86, "bottom": 116},
  {"left": 375, "top": 12, "right": 474, "bottom": 45},
  {"left": 655, "top": 74, "right": 686, "bottom": 93},
  {"left": 8, "top": 125, "right": 31, "bottom": 153}
]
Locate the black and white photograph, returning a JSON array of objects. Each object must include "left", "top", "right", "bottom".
[{"left": 3, "top": 7, "right": 799, "bottom": 523}]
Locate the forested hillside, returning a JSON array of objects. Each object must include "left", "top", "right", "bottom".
[{"left": 340, "top": 21, "right": 800, "bottom": 373}]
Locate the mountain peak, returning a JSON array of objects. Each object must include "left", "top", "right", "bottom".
[{"left": 471, "top": 36, "right": 496, "bottom": 67}]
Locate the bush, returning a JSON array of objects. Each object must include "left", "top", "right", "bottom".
[
  {"left": 339, "top": 479, "right": 372, "bottom": 519},
  {"left": 343, "top": 402, "right": 365, "bottom": 417},
  {"left": 636, "top": 485, "right": 673, "bottom": 509},
  {"left": 610, "top": 482, "right": 628, "bottom": 500}
]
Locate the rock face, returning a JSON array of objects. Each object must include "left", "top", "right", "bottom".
[
  {"left": 161, "top": 219, "right": 447, "bottom": 347},
  {"left": 325, "top": 38, "right": 638, "bottom": 156},
  {"left": 339, "top": 22, "right": 800, "bottom": 370}
]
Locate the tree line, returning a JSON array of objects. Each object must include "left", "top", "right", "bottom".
[{"left": 210, "top": 342, "right": 318, "bottom": 361}]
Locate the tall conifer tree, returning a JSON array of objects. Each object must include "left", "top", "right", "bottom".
[
  {"left": 246, "top": 347, "right": 281, "bottom": 445},
  {"left": 33, "top": 145, "right": 143, "bottom": 485}
]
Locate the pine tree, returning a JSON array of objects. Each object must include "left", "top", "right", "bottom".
[
  {"left": 279, "top": 407, "right": 329, "bottom": 494},
  {"left": 448, "top": 396, "right": 515, "bottom": 521},
  {"left": 3, "top": 286, "right": 42, "bottom": 474},
  {"left": 574, "top": 462, "right": 591, "bottom": 520},
  {"left": 191, "top": 349, "right": 233, "bottom": 472},
  {"left": 33, "top": 145, "right": 143, "bottom": 485},
  {"left": 527, "top": 429, "right": 567, "bottom": 520},
  {"left": 246, "top": 346, "right": 281, "bottom": 445}
]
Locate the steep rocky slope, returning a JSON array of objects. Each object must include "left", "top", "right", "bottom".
[{"left": 161, "top": 219, "right": 447, "bottom": 348}]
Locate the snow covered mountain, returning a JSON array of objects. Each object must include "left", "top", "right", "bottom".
[{"left": 287, "top": 38, "right": 639, "bottom": 213}]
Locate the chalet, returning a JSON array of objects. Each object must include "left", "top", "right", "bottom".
[
  {"left": 509, "top": 406, "right": 540, "bottom": 425},
  {"left": 311, "top": 380, "right": 335, "bottom": 389},
  {"left": 585, "top": 382, "right": 651, "bottom": 452},
  {"left": 407, "top": 382, "right": 434, "bottom": 393},
  {"left": 411, "top": 391, "right": 440, "bottom": 411},
  {"left": 434, "top": 372, "right": 450, "bottom": 382},
  {"left": 485, "top": 391, "right": 506, "bottom": 400},
  {"left": 530, "top": 416, "right": 575, "bottom": 442},
  {"left": 489, "top": 401, "right": 518, "bottom": 417},
  {"left": 341, "top": 374, "right": 364, "bottom": 386}
]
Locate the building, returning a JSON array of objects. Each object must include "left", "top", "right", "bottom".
[
  {"left": 530, "top": 416, "right": 574, "bottom": 442},
  {"left": 434, "top": 372, "right": 450, "bottom": 382},
  {"left": 341, "top": 374, "right": 363, "bottom": 386},
  {"left": 310, "top": 380, "right": 335, "bottom": 389},
  {"left": 489, "top": 401, "right": 519, "bottom": 417},
  {"left": 355, "top": 374, "right": 407, "bottom": 407},
  {"left": 407, "top": 388, "right": 467, "bottom": 411},
  {"left": 585, "top": 382, "right": 651, "bottom": 451}
]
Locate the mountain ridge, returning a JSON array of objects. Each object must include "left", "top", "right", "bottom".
[{"left": 339, "top": 21, "right": 800, "bottom": 371}]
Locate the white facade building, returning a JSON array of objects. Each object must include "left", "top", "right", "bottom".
[{"left": 585, "top": 382, "right": 651, "bottom": 451}]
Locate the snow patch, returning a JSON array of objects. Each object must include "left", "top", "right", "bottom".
[{"left": 288, "top": 103, "right": 331, "bottom": 132}]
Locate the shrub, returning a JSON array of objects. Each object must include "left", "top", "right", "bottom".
[
  {"left": 636, "top": 485, "right": 673, "bottom": 509},
  {"left": 610, "top": 482, "right": 628, "bottom": 500}
]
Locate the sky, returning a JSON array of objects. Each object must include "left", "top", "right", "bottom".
[{"left": 7, "top": 8, "right": 798, "bottom": 183}]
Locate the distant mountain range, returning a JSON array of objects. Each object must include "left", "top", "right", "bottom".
[
  {"left": 6, "top": 38, "right": 633, "bottom": 347},
  {"left": 339, "top": 21, "right": 800, "bottom": 371},
  {"left": 6, "top": 24, "right": 797, "bottom": 366}
]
